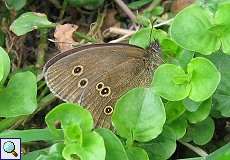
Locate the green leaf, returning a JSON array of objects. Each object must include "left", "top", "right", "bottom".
[
  {"left": 0, "top": 128, "right": 63, "bottom": 142},
  {"left": 10, "top": 12, "right": 55, "bottom": 36},
  {"left": 168, "top": 117, "right": 188, "bottom": 139},
  {"left": 45, "top": 103, "right": 93, "bottom": 136},
  {"left": 126, "top": 147, "right": 149, "bottom": 160},
  {"left": 138, "top": 126, "right": 177, "bottom": 160},
  {"left": 183, "top": 98, "right": 202, "bottom": 112},
  {"left": 0, "top": 47, "right": 10, "bottom": 85},
  {"left": 153, "top": 64, "right": 191, "bottom": 101},
  {"left": 62, "top": 131, "right": 105, "bottom": 160},
  {"left": 128, "top": 0, "right": 152, "bottom": 9},
  {"left": 161, "top": 38, "right": 183, "bottom": 57},
  {"left": 185, "top": 98, "right": 212, "bottom": 123},
  {"left": 143, "top": 6, "right": 164, "bottom": 16},
  {"left": 23, "top": 148, "right": 48, "bottom": 160},
  {"left": 165, "top": 101, "right": 185, "bottom": 123},
  {"left": 176, "top": 50, "right": 194, "bottom": 70},
  {"left": 207, "top": 143, "right": 230, "bottom": 160},
  {"left": 170, "top": 4, "right": 220, "bottom": 55},
  {"left": 112, "top": 88, "right": 165, "bottom": 142},
  {"left": 214, "top": 2, "right": 230, "bottom": 54},
  {"left": 129, "top": 27, "right": 168, "bottom": 49},
  {"left": 198, "top": 0, "right": 229, "bottom": 13},
  {"left": 96, "top": 128, "right": 129, "bottom": 160},
  {"left": 208, "top": 51, "right": 230, "bottom": 117},
  {"left": 36, "top": 143, "right": 65, "bottom": 160},
  {"left": 73, "top": 31, "right": 97, "bottom": 43},
  {"left": 186, "top": 117, "right": 215, "bottom": 145},
  {"left": 5, "top": 0, "right": 27, "bottom": 11},
  {"left": 187, "top": 57, "right": 221, "bottom": 101},
  {"left": 0, "top": 71, "right": 37, "bottom": 117},
  {"left": 64, "top": 123, "right": 82, "bottom": 144},
  {"left": 176, "top": 143, "right": 230, "bottom": 159}
]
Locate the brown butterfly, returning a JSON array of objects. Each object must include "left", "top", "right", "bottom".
[{"left": 43, "top": 41, "right": 162, "bottom": 128}]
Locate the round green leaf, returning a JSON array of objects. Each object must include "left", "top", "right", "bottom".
[
  {"left": 185, "top": 98, "right": 212, "bottom": 123},
  {"left": 0, "top": 47, "right": 10, "bottom": 85},
  {"left": 183, "top": 98, "right": 202, "bottom": 112},
  {"left": 10, "top": 12, "right": 55, "bottom": 36},
  {"left": 168, "top": 117, "right": 188, "bottom": 139},
  {"left": 190, "top": 117, "right": 215, "bottom": 145},
  {"left": 170, "top": 4, "right": 221, "bottom": 55},
  {"left": 187, "top": 57, "right": 221, "bottom": 101},
  {"left": 36, "top": 143, "right": 65, "bottom": 160},
  {"left": 128, "top": 0, "right": 152, "bottom": 10},
  {"left": 129, "top": 27, "right": 168, "bottom": 49},
  {"left": 0, "top": 71, "right": 37, "bottom": 117},
  {"left": 5, "top": 0, "right": 27, "bottom": 11},
  {"left": 207, "top": 143, "right": 230, "bottom": 160},
  {"left": 62, "top": 131, "right": 105, "bottom": 160},
  {"left": 208, "top": 51, "right": 230, "bottom": 117},
  {"left": 64, "top": 123, "right": 82, "bottom": 144},
  {"left": 138, "top": 126, "right": 177, "bottom": 160},
  {"left": 126, "top": 147, "right": 149, "bottom": 160},
  {"left": 112, "top": 87, "right": 166, "bottom": 142},
  {"left": 177, "top": 50, "right": 195, "bottom": 70},
  {"left": 152, "top": 64, "right": 191, "bottom": 101},
  {"left": 161, "top": 38, "right": 182, "bottom": 57},
  {"left": 96, "top": 128, "right": 129, "bottom": 160},
  {"left": 45, "top": 103, "right": 93, "bottom": 136},
  {"left": 165, "top": 101, "right": 185, "bottom": 123},
  {"left": 214, "top": 2, "right": 230, "bottom": 54}
]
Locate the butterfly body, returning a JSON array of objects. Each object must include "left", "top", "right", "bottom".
[{"left": 44, "top": 43, "right": 162, "bottom": 128}]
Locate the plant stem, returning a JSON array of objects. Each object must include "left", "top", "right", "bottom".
[
  {"left": 154, "top": 18, "right": 174, "bottom": 28},
  {"left": 113, "top": 0, "right": 136, "bottom": 21},
  {"left": 36, "top": 29, "right": 48, "bottom": 68},
  {"left": 37, "top": 93, "right": 57, "bottom": 112},
  {"left": 0, "top": 116, "right": 25, "bottom": 132},
  {"left": 86, "top": 10, "right": 106, "bottom": 43},
  {"left": 178, "top": 140, "right": 208, "bottom": 157},
  {"left": 59, "top": 0, "right": 68, "bottom": 20},
  {"left": 37, "top": 86, "right": 49, "bottom": 102},
  {"left": 107, "top": 27, "right": 136, "bottom": 35},
  {"left": 146, "top": 0, "right": 161, "bottom": 11}
]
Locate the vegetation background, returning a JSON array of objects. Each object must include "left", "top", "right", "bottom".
[{"left": 0, "top": 0, "right": 229, "bottom": 160}]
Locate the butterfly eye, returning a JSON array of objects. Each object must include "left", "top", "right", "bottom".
[
  {"left": 100, "top": 86, "right": 111, "bottom": 97},
  {"left": 78, "top": 78, "right": 88, "bottom": 88},
  {"left": 96, "top": 82, "right": 104, "bottom": 90},
  {"left": 72, "top": 65, "right": 83, "bottom": 76},
  {"left": 104, "top": 106, "right": 113, "bottom": 115}
]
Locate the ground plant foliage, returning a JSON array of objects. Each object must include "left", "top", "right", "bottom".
[{"left": 0, "top": 0, "right": 229, "bottom": 160}]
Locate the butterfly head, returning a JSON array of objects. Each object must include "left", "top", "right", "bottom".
[
  {"left": 145, "top": 39, "right": 163, "bottom": 70},
  {"left": 148, "top": 39, "right": 161, "bottom": 54}
]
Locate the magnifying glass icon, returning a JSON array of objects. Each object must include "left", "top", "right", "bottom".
[{"left": 3, "top": 141, "right": 18, "bottom": 157}]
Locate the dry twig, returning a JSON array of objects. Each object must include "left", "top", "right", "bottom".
[{"left": 113, "top": 0, "right": 136, "bottom": 21}]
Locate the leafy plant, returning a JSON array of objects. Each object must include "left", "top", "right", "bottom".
[
  {"left": 10, "top": 12, "right": 55, "bottom": 36},
  {"left": 5, "top": 0, "right": 27, "bottom": 11},
  {"left": 0, "top": 0, "right": 229, "bottom": 160}
]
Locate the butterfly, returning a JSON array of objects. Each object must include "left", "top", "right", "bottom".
[{"left": 43, "top": 41, "right": 162, "bottom": 128}]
